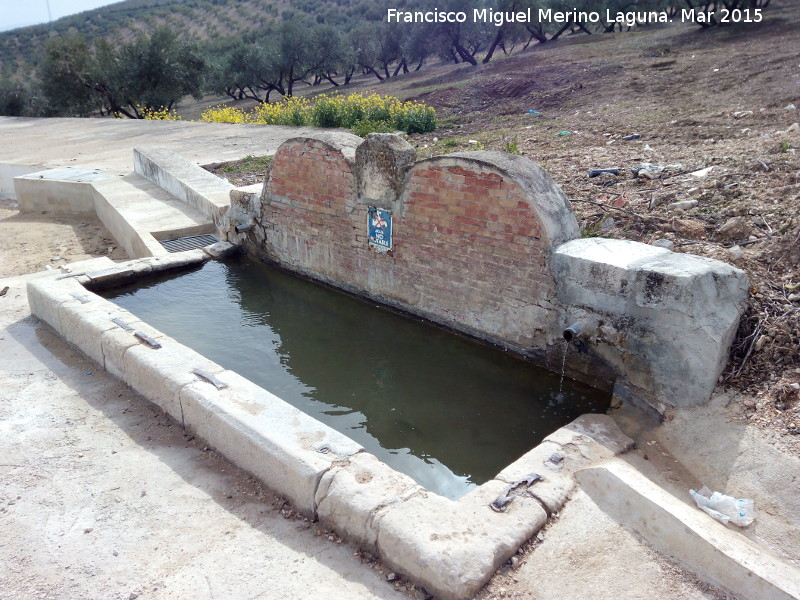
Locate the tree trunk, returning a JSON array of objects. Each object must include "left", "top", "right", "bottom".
[
  {"left": 550, "top": 20, "right": 573, "bottom": 41},
  {"left": 483, "top": 29, "right": 505, "bottom": 64},
  {"left": 453, "top": 41, "right": 477, "bottom": 66}
]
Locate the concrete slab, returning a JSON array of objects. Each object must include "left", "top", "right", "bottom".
[
  {"left": 0, "top": 117, "right": 330, "bottom": 196},
  {"left": 91, "top": 173, "right": 214, "bottom": 258},
  {"left": 14, "top": 167, "right": 117, "bottom": 215},
  {"left": 134, "top": 147, "right": 234, "bottom": 223}
]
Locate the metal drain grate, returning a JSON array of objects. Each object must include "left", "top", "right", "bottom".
[{"left": 160, "top": 233, "right": 219, "bottom": 253}]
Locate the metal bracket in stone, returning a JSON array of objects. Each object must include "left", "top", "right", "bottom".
[
  {"left": 134, "top": 331, "right": 162, "bottom": 349},
  {"left": 69, "top": 292, "right": 91, "bottom": 304},
  {"left": 490, "top": 473, "right": 541, "bottom": 512},
  {"left": 191, "top": 369, "right": 228, "bottom": 390},
  {"left": 111, "top": 318, "right": 134, "bottom": 332}
]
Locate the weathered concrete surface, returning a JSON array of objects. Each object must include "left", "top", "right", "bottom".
[
  {"left": 477, "top": 487, "right": 733, "bottom": 600},
  {"left": 315, "top": 452, "right": 423, "bottom": 553},
  {"left": 0, "top": 163, "right": 37, "bottom": 199},
  {"left": 577, "top": 460, "right": 800, "bottom": 600},
  {"left": 134, "top": 147, "right": 234, "bottom": 224},
  {"left": 376, "top": 485, "right": 548, "bottom": 600},
  {"left": 180, "top": 370, "right": 363, "bottom": 517},
  {"left": 0, "top": 117, "right": 331, "bottom": 195},
  {"left": 496, "top": 414, "right": 634, "bottom": 514},
  {"left": 633, "top": 391, "right": 800, "bottom": 567},
  {"left": 552, "top": 237, "right": 749, "bottom": 407},
  {"left": 14, "top": 167, "right": 117, "bottom": 215}
]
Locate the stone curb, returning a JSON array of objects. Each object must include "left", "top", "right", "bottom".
[{"left": 577, "top": 461, "right": 800, "bottom": 600}]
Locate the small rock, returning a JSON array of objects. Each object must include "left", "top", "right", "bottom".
[
  {"left": 785, "top": 104, "right": 797, "bottom": 110},
  {"left": 716, "top": 216, "right": 752, "bottom": 241},
  {"left": 140, "top": 490, "right": 146, "bottom": 497},
  {"left": 667, "top": 199, "right": 698, "bottom": 212},
  {"left": 112, "top": 550, "right": 118, "bottom": 557},
  {"left": 651, "top": 239, "right": 674, "bottom": 251},
  {"left": 787, "top": 123, "right": 799, "bottom": 133},
  {"left": 788, "top": 293, "right": 800, "bottom": 302},
  {"left": 387, "top": 572, "right": 397, "bottom": 581},
  {"left": 84, "top": 528, "right": 93, "bottom": 534},
  {"left": 623, "top": 134, "right": 641, "bottom": 140},
  {"left": 732, "top": 110, "right": 753, "bottom": 119},
  {"left": 600, "top": 217, "right": 616, "bottom": 232},
  {"left": 689, "top": 166, "right": 714, "bottom": 178},
  {"left": 728, "top": 245, "right": 743, "bottom": 262},
  {"left": 129, "top": 593, "right": 138, "bottom": 600},
  {"left": 588, "top": 168, "right": 620, "bottom": 178}
]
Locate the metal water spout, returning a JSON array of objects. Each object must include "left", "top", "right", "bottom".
[
  {"left": 563, "top": 319, "right": 598, "bottom": 343},
  {"left": 563, "top": 322, "right": 584, "bottom": 342}
]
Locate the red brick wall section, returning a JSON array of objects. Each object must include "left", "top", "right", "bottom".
[
  {"left": 393, "top": 159, "right": 558, "bottom": 347},
  {"left": 263, "top": 137, "right": 358, "bottom": 283},
  {"left": 261, "top": 138, "right": 572, "bottom": 350}
]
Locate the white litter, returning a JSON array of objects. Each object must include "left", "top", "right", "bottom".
[{"left": 690, "top": 487, "right": 755, "bottom": 527}]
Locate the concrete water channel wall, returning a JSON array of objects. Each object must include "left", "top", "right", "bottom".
[{"left": 17, "top": 131, "right": 765, "bottom": 599}]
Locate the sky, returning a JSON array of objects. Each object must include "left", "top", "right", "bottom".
[{"left": 1, "top": 0, "right": 121, "bottom": 32}]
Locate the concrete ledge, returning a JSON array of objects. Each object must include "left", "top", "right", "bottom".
[
  {"left": 0, "top": 163, "right": 39, "bottom": 199},
  {"left": 124, "top": 342, "right": 222, "bottom": 422},
  {"left": 578, "top": 461, "right": 800, "bottom": 600},
  {"left": 179, "top": 370, "right": 362, "bottom": 516},
  {"left": 315, "top": 452, "right": 423, "bottom": 552},
  {"left": 377, "top": 481, "right": 548, "bottom": 600},
  {"left": 14, "top": 167, "right": 117, "bottom": 215},
  {"left": 134, "top": 147, "right": 233, "bottom": 223},
  {"left": 91, "top": 177, "right": 167, "bottom": 258}
]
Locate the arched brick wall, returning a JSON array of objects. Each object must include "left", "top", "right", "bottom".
[{"left": 258, "top": 134, "right": 579, "bottom": 352}]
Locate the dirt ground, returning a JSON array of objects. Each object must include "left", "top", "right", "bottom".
[
  {"left": 2, "top": 5, "right": 800, "bottom": 600},
  {"left": 0, "top": 198, "right": 128, "bottom": 278}
]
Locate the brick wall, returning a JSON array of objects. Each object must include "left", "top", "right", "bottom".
[{"left": 259, "top": 134, "right": 579, "bottom": 353}]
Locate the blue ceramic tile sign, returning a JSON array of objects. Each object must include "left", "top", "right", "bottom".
[{"left": 368, "top": 207, "right": 392, "bottom": 252}]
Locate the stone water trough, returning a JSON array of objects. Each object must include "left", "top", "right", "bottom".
[{"left": 21, "top": 132, "right": 783, "bottom": 600}]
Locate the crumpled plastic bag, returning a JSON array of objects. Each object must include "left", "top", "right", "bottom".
[{"left": 690, "top": 486, "right": 756, "bottom": 527}]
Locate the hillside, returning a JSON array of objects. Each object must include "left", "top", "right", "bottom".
[{"left": 0, "top": 0, "right": 380, "bottom": 80}]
